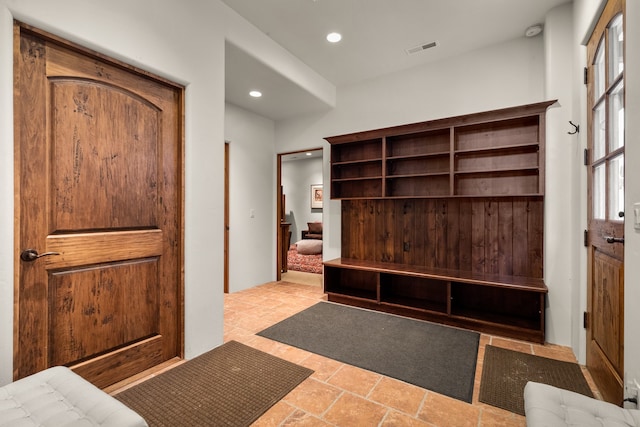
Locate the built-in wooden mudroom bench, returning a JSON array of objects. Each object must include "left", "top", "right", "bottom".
[{"left": 324, "top": 101, "right": 555, "bottom": 343}]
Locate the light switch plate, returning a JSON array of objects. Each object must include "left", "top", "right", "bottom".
[{"left": 634, "top": 203, "right": 640, "bottom": 230}]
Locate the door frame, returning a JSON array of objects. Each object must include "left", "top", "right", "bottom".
[
  {"left": 224, "top": 142, "right": 230, "bottom": 293},
  {"left": 13, "top": 21, "right": 185, "bottom": 381},
  {"left": 276, "top": 148, "right": 323, "bottom": 280}
]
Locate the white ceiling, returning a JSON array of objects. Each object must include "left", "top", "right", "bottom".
[
  {"left": 223, "top": 0, "right": 571, "bottom": 121},
  {"left": 281, "top": 148, "right": 323, "bottom": 162}
]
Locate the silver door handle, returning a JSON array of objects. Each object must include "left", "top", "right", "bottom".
[
  {"left": 604, "top": 236, "right": 624, "bottom": 244},
  {"left": 20, "top": 249, "right": 60, "bottom": 262}
]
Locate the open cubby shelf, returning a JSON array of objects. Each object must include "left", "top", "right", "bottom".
[
  {"left": 324, "top": 101, "right": 555, "bottom": 343},
  {"left": 387, "top": 152, "right": 450, "bottom": 160},
  {"left": 324, "top": 258, "right": 547, "bottom": 343},
  {"left": 454, "top": 141, "right": 540, "bottom": 155},
  {"left": 326, "top": 101, "right": 554, "bottom": 200}
]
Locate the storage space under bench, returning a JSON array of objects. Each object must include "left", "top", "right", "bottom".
[{"left": 323, "top": 258, "right": 548, "bottom": 343}]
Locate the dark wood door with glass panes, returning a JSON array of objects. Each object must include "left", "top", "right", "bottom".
[{"left": 585, "top": 0, "right": 625, "bottom": 405}]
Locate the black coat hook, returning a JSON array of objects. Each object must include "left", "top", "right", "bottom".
[{"left": 568, "top": 121, "right": 579, "bottom": 135}]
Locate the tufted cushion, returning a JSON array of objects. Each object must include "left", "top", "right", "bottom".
[
  {"left": 296, "top": 239, "right": 323, "bottom": 255},
  {"left": 0, "top": 366, "right": 148, "bottom": 427},
  {"left": 524, "top": 381, "right": 640, "bottom": 427}
]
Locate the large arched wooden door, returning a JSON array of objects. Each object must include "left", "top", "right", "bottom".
[
  {"left": 585, "top": 0, "right": 625, "bottom": 405},
  {"left": 14, "top": 23, "right": 184, "bottom": 388}
]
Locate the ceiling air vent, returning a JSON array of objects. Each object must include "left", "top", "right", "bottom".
[{"left": 405, "top": 41, "right": 437, "bottom": 55}]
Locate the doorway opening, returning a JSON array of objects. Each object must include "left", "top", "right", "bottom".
[{"left": 277, "top": 148, "right": 323, "bottom": 286}]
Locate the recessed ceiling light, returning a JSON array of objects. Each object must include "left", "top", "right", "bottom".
[
  {"left": 525, "top": 24, "right": 543, "bottom": 38},
  {"left": 249, "top": 90, "right": 262, "bottom": 98},
  {"left": 306, "top": 152, "right": 312, "bottom": 156},
  {"left": 326, "top": 32, "right": 342, "bottom": 43}
]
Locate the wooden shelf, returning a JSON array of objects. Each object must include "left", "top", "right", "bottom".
[
  {"left": 386, "top": 172, "right": 450, "bottom": 179},
  {"left": 324, "top": 258, "right": 547, "bottom": 292},
  {"left": 327, "top": 101, "right": 555, "bottom": 199},
  {"left": 387, "top": 151, "right": 450, "bottom": 160},
  {"left": 454, "top": 141, "right": 539, "bottom": 155},
  {"left": 324, "top": 258, "right": 547, "bottom": 342},
  {"left": 323, "top": 101, "right": 554, "bottom": 343},
  {"left": 332, "top": 176, "right": 384, "bottom": 182},
  {"left": 386, "top": 175, "right": 450, "bottom": 198},
  {"left": 333, "top": 158, "right": 383, "bottom": 166},
  {"left": 454, "top": 166, "right": 539, "bottom": 175}
]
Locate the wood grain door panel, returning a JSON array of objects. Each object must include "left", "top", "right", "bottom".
[
  {"left": 588, "top": 247, "right": 624, "bottom": 404},
  {"left": 49, "top": 259, "right": 159, "bottom": 365},
  {"left": 14, "top": 23, "right": 183, "bottom": 387},
  {"left": 592, "top": 249, "right": 624, "bottom": 358},
  {"left": 50, "top": 80, "right": 160, "bottom": 231}
]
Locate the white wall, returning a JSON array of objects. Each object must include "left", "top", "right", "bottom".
[
  {"left": 0, "top": 4, "right": 13, "bottom": 388},
  {"left": 0, "top": 0, "right": 228, "bottom": 385},
  {"left": 0, "top": 0, "right": 331, "bottom": 386},
  {"left": 276, "top": 34, "right": 552, "bottom": 321},
  {"left": 277, "top": 36, "right": 547, "bottom": 263},
  {"left": 543, "top": 3, "right": 577, "bottom": 349},
  {"left": 2, "top": 0, "right": 638, "bottom": 391},
  {"left": 276, "top": 0, "right": 640, "bottom": 374},
  {"left": 224, "top": 102, "right": 276, "bottom": 292},
  {"left": 276, "top": 3, "right": 640, "bottom": 359},
  {"left": 282, "top": 157, "right": 323, "bottom": 242},
  {"left": 570, "top": 0, "right": 604, "bottom": 365}
]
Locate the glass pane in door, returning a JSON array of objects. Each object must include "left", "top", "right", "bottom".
[
  {"left": 609, "top": 14, "right": 624, "bottom": 82},
  {"left": 610, "top": 81, "right": 625, "bottom": 151},
  {"left": 594, "top": 163, "right": 606, "bottom": 220},
  {"left": 594, "top": 39, "right": 605, "bottom": 100},
  {"left": 593, "top": 102, "right": 606, "bottom": 160},
  {"left": 609, "top": 154, "right": 624, "bottom": 220}
]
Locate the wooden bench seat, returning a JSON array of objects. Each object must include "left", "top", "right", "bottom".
[{"left": 323, "top": 258, "right": 548, "bottom": 343}]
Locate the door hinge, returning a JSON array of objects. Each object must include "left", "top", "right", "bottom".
[
  {"left": 583, "top": 311, "right": 589, "bottom": 329},
  {"left": 584, "top": 148, "right": 589, "bottom": 165},
  {"left": 584, "top": 67, "right": 588, "bottom": 85},
  {"left": 584, "top": 229, "right": 588, "bottom": 247}
]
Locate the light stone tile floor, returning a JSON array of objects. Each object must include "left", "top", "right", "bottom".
[{"left": 223, "top": 274, "right": 600, "bottom": 427}]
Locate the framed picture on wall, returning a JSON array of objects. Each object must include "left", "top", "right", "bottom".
[{"left": 311, "top": 184, "right": 323, "bottom": 209}]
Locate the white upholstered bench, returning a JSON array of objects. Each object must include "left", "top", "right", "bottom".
[
  {"left": 524, "top": 381, "right": 640, "bottom": 427},
  {"left": 0, "top": 366, "right": 147, "bottom": 426}
]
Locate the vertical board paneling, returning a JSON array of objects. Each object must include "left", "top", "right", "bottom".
[
  {"left": 341, "top": 201, "right": 354, "bottom": 258},
  {"left": 423, "top": 200, "right": 435, "bottom": 268},
  {"left": 512, "top": 199, "right": 529, "bottom": 276},
  {"left": 389, "top": 199, "right": 406, "bottom": 264},
  {"left": 458, "top": 200, "right": 473, "bottom": 272},
  {"left": 402, "top": 200, "right": 416, "bottom": 265},
  {"left": 498, "top": 200, "right": 514, "bottom": 276},
  {"left": 485, "top": 200, "right": 499, "bottom": 274},
  {"left": 446, "top": 200, "right": 460, "bottom": 270},
  {"left": 364, "top": 200, "right": 376, "bottom": 261},
  {"left": 528, "top": 199, "right": 544, "bottom": 277},
  {"left": 435, "top": 200, "right": 447, "bottom": 268},
  {"left": 412, "top": 200, "right": 426, "bottom": 267},
  {"left": 471, "top": 200, "right": 486, "bottom": 274},
  {"left": 340, "top": 197, "right": 543, "bottom": 278},
  {"left": 382, "top": 200, "right": 395, "bottom": 263}
]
